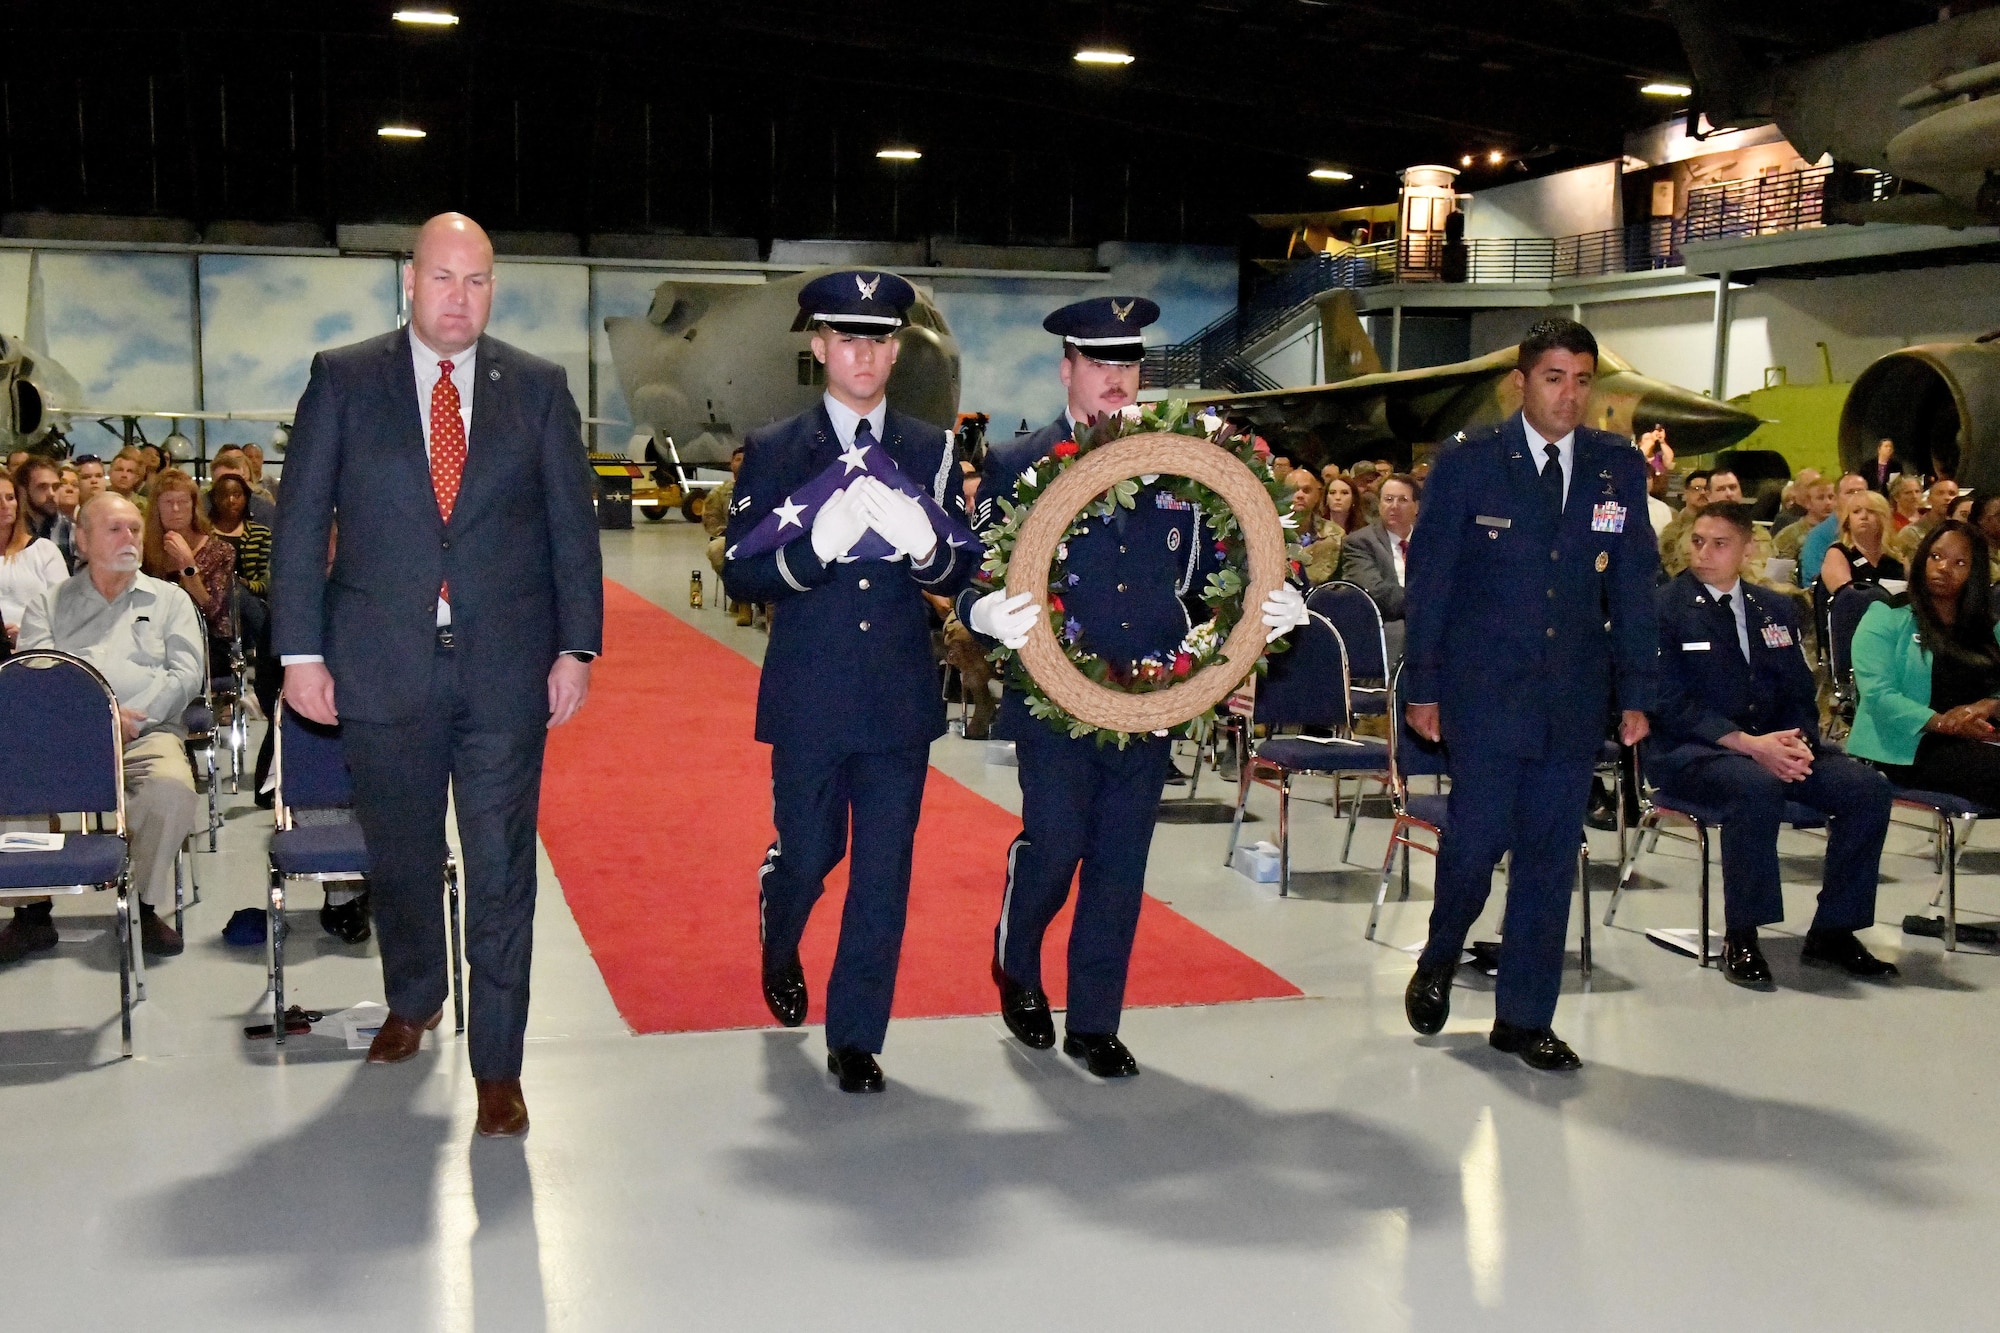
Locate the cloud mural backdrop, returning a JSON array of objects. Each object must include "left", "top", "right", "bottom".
[{"left": 1, "top": 242, "right": 1236, "bottom": 462}]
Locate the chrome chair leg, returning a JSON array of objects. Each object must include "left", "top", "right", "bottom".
[
  {"left": 206, "top": 741, "right": 219, "bottom": 851},
  {"left": 447, "top": 858, "right": 466, "bottom": 1035},
  {"left": 270, "top": 866, "right": 288, "bottom": 1046},
  {"left": 1400, "top": 838, "right": 1411, "bottom": 901},
  {"left": 1340, "top": 775, "right": 1365, "bottom": 865},
  {"left": 115, "top": 874, "right": 134, "bottom": 1059},
  {"left": 1945, "top": 814, "right": 1960, "bottom": 952},
  {"left": 1697, "top": 821, "right": 1713, "bottom": 969},
  {"left": 1577, "top": 840, "right": 1593, "bottom": 988},
  {"left": 1608, "top": 809, "right": 1658, "bottom": 925},
  {"left": 1277, "top": 774, "right": 1293, "bottom": 898},
  {"left": 174, "top": 849, "right": 186, "bottom": 937},
  {"left": 1224, "top": 743, "right": 1255, "bottom": 865},
  {"left": 1368, "top": 822, "right": 1400, "bottom": 940}
]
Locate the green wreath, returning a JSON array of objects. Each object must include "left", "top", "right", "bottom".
[{"left": 973, "top": 401, "right": 1304, "bottom": 746}]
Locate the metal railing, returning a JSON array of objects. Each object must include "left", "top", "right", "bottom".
[{"left": 1682, "top": 164, "right": 1898, "bottom": 243}]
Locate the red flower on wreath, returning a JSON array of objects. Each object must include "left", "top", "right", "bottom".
[
  {"left": 1051, "top": 440, "right": 1079, "bottom": 459},
  {"left": 1049, "top": 595, "right": 1065, "bottom": 614},
  {"left": 1173, "top": 653, "right": 1193, "bottom": 677}
]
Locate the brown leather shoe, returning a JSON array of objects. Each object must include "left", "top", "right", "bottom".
[
  {"left": 475, "top": 1079, "right": 529, "bottom": 1137},
  {"left": 364, "top": 1009, "right": 442, "bottom": 1064}
]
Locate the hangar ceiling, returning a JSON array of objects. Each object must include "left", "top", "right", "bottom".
[{"left": 0, "top": 0, "right": 1968, "bottom": 248}]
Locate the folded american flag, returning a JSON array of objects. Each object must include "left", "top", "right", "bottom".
[{"left": 726, "top": 437, "right": 975, "bottom": 562}]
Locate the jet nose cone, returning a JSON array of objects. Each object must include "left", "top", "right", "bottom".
[
  {"left": 887, "top": 326, "right": 961, "bottom": 432},
  {"left": 1631, "top": 382, "right": 1762, "bottom": 454}
]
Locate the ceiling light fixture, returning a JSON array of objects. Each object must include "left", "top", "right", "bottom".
[
  {"left": 1487, "top": 150, "right": 1505, "bottom": 165},
  {"left": 1074, "top": 48, "right": 1135, "bottom": 65},
  {"left": 391, "top": 10, "right": 459, "bottom": 25},
  {"left": 876, "top": 147, "right": 922, "bottom": 161},
  {"left": 1460, "top": 154, "right": 1474, "bottom": 167},
  {"left": 1308, "top": 168, "right": 1353, "bottom": 181},
  {"left": 378, "top": 125, "right": 427, "bottom": 139},
  {"left": 1641, "top": 81, "right": 1693, "bottom": 97}
]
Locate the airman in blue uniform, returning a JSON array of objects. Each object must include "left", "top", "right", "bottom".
[
  {"left": 1401, "top": 318, "right": 1658, "bottom": 1071},
  {"left": 723, "top": 270, "right": 973, "bottom": 1093},
  {"left": 1650, "top": 502, "right": 1896, "bottom": 989},
  {"left": 961, "top": 296, "right": 1307, "bottom": 1078}
]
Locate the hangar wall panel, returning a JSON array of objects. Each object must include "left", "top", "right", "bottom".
[{"left": 1461, "top": 162, "right": 1622, "bottom": 241}]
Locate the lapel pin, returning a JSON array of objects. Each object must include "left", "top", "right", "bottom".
[{"left": 489, "top": 368, "right": 500, "bottom": 381}]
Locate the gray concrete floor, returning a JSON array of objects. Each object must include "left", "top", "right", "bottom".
[{"left": 4, "top": 518, "right": 1998, "bottom": 1331}]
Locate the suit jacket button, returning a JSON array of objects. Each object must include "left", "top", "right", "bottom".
[
  {"left": 1550, "top": 550, "right": 1560, "bottom": 561},
  {"left": 1119, "top": 545, "right": 1128, "bottom": 554},
  {"left": 1546, "top": 627, "right": 1556, "bottom": 638},
  {"left": 1117, "top": 582, "right": 1128, "bottom": 593},
  {"left": 1121, "top": 621, "right": 1132, "bottom": 630},
  {"left": 859, "top": 620, "right": 871, "bottom": 631},
  {"left": 1547, "top": 588, "right": 1555, "bottom": 598},
  {"left": 858, "top": 578, "right": 871, "bottom": 590},
  {"left": 441, "top": 539, "right": 451, "bottom": 550}
]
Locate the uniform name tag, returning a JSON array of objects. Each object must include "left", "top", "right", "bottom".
[
  {"left": 1761, "top": 624, "right": 1794, "bottom": 649},
  {"left": 1475, "top": 515, "right": 1511, "bottom": 528},
  {"left": 1153, "top": 493, "right": 1194, "bottom": 511},
  {"left": 1682, "top": 641, "right": 1711, "bottom": 651},
  {"left": 1591, "top": 501, "right": 1627, "bottom": 533}
]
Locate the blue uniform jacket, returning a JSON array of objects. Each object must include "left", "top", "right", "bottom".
[
  {"left": 1404, "top": 413, "right": 1658, "bottom": 761},
  {"left": 1648, "top": 570, "right": 1819, "bottom": 783},
  {"left": 963, "top": 417, "right": 1219, "bottom": 739},
  {"left": 723, "top": 403, "right": 973, "bottom": 750}
]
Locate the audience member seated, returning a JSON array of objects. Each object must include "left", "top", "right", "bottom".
[
  {"left": 73, "top": 455, "right": 108, "bottom": 508},
  {"left": 241, "top": 442, "right": 278, "bottom": 503},
  {"left": 1888, "top": 474, "right": 1922, "bottom": 532},
  {"left": 704, "top": 445, "right": 750, "bottom": 624},
  {"left": 1663, "top": 469, "right": 1784, "bottom": 587},
  {"left": 205, "top": 446, "right": 279, "bottom": 528},
  {"left": 1799, "top": 472, "right": 1871, "bottom": 588},
  {"left": 3, "top": 494, "right": 201, "bottom": 961},
  {"left": 1820, "top": 489, "right": 1903, "bottom": 595},
  {"left": 56, "top": 467, "right": 80, "bottom": 521},
  {"left": 1336, "top": 471, "right": 1417, "bottom": 662},
  {"left": 142, "top": 468, "right": 234, "bottom": 641},
  {"left": 1772, "top": 466, "right": 1820, "bottom": 529},
  {"left": 1323, "top": 473, "right": 1360, "bottom": 537},
  {"left": 1638, "top": 425, "right": 1676, "bottom": 533},
  {"left": 107, "top": 447, "right": 148, "bottom": 512},
  {"left": 209, "top": 473, "right": 279, "bottom": 797},
  {"left": 134, "top": 443, "right": 165, "bottom": 493},
  {"left": 1348, "top": 461, "right": 1382, "bottom": 525},
  {"left": 1650, "top": 503, "right": 1896, "bottom": 989},
  {"left": 14, "top": 455, "right": 74, "bottom": 570},
  {"left": 1849, "top": 521, "right": 2000, "bottom": 812},
  {"left": 1284, "top": 468, "right": 1344, "bottom": 585},
  {"left": 1974, "top": 494, "right": 2000, "bottom": 580},
  {"left": 1773, "top": 475, "right": 1834, "bottom": 563},
  {"left": 1889, "top": 477, "right": 1957, "bottom": 567},
  {"left": 1656, "top": 468, "right": 1711, "bottom": 569},
  {"left": 0, "top": 471, "right": 68, "bottom": 650}
]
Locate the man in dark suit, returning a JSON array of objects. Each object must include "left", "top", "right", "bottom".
[
  {"left": 723, "top": 271, "right": 975, "bottom": 1094},
  {"left": 1336, "top": 472, "right": 1418, "bottom": 663},
  {"left": 959, "top": 297, "right": 1308, "bottom": 1079},
  {"left": 1650, "top": 502, "right": 1896, "bottom": 988},
  {"left": 1402, "top": 318, "right": 1658, "bottom": 1071},
  {"left": 1867, "top": 438, "right": 1905, "bottom": 493},
  {"left": 273, "top": 213, "right": 603, "bottom": 1137}
]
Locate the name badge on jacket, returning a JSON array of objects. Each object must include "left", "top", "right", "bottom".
[
  {"left": 1590, "top": 501, "right": 1626, "bottom": 534},
  {"left": 1760, "top": 624, "right": 1794, "bottom": 649}
]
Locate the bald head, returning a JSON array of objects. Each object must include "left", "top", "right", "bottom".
[
  {"left": 405, "top": 212, "right": 495, "bottom": 357},
  {"left": 77, "top": 491, "right": 145, "bottom": 585}
]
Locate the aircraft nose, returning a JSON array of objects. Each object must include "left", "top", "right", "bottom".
[
  {"left": 1634, "top": 384, "right": 1762, "bottom": 454},
  {"left": 887, "top": 327, "right": 961, "bottom": 432}
]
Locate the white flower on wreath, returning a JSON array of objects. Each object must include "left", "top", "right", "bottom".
[{"left": 1117, "top": 404, "right": 1145, "bottom": 423}]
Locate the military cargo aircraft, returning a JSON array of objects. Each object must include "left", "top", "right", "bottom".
[
  {"left": 602, "top": 266, "right": 961, "bottom": 517},
  {"left": 1840, "top": 332, "right": 2000, "bottom": 493}
]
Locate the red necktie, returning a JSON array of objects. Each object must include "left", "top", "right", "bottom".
[
  {"left": 1398, "top": 537, "right": 1408, "bottom": 563},
  {"left": 431, "top": 359, "right": 466, "bottom": 601}
]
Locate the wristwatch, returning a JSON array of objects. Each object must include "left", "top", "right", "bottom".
[{"left": 180, "top": 565, "right": 198, "bottom": 579}]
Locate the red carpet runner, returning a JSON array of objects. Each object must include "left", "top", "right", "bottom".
[{"left": 539, "top": 581, "right": 1300, "bottom": 1034}]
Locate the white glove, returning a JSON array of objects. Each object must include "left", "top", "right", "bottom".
[
  {"left": 854, "top": 477, "right": 939, "bottom": 563},
  {"left": 1260, "top": 584, "right": 1310, "bottom": 643},
  {"left": 810, "top": 487, "right": 870, "bottom": 563},
  {"left": 969, "top": 589, "right": 1040, "bottom": 650}
]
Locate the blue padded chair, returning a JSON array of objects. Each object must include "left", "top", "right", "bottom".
[
  {"left": 1365, "top": 661, "right": 1596, "bottom": 980},
  {"left": 267, "top": 699, "right": 463, "bottom": 1046},
  {"left": 1825, "top": 580, "right": 1995, "bottom": 950},
  {"left": 0, "top": 651, "right": 138, "bottom": 1057},
  {"left": 1306, "top": 581, "right": 1390, "bottom": 716},
  {"left": 1223, "top": 611, "right": 1389, "bottom": 896}
]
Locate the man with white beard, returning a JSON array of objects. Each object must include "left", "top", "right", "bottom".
[{"left": 5, "top": 493, "right": 203, "bottom": 963}]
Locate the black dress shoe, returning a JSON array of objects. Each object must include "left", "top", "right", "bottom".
[
  {"left": 992, "top": 959, "right": 1055, "bottom": 1049},
  {"left": 1404, "top": 963, "right": 1453, "bottom": 1035},
  {"left": 1489, "top": 1020, "right": 1582, "bottom": 1071},
  {"left": 762, "top": 954, "right": 808, "bottom": 1028},
  {"left": 1062, "top": 1031, "right": 1139, "bottom": 1078},
  {"left": 1801, "top": 929, "right": 1900, "bottom": 979},
  {"left": 0, "top": 905, "right": 58, "bottom": 963},
  {"left": 826, "top": 1048, "right": 885, "bottom": 1093},
  {"left": 1721, "top": 934, "right": 1775, "bottom": 990},
  {"left": 319, "top": 891, "right": 372, "bottom": 944}
]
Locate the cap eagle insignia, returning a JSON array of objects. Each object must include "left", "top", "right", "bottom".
[
  {"left": 1111, "top": 298, "right": 1135, "bottom": 322},
  {"left": 855, "top": 273, "right": 881, "bottom": 301}
]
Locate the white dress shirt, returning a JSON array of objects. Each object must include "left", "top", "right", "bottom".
[
  {"left": 1701, "top": 577, "right": 1752, "bottom": 659},
  {"left": 1523, "top": 416, "right": 1575, "bottom": 510},
  {"left": 821, "top": 392, "right": 886, "bottom": 450},
  {"left": 1387, "top": 526, "right": 1412, "bottom": 586}
]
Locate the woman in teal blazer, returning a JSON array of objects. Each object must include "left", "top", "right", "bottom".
[{"left": 1849, "top": 521, "right": 2000, "bottom": 802}]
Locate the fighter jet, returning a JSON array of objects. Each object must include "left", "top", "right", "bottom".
[
  {"left": 1667, "top": 3, "right": 2000, "bottom": 224},
  {"left": 602, "top": 266, "right": 961, "bottom": 483},
  {"left": 1191, "top": 292, "right": 1759, "bottom": 463}
]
